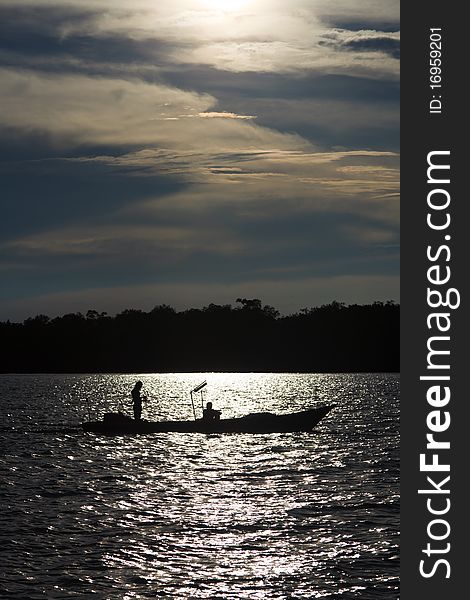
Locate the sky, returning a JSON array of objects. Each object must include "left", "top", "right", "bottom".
[{"left": 0, "top": 0, "right": 399, "bottom": 320}]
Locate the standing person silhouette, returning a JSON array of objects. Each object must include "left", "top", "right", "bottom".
[{"left": 131, "top": 381, "right": 146, "bottom": 420}]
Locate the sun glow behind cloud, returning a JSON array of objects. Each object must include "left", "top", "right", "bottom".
[{"left": 201, "top": 0, "right": 252, "bottom": 11}]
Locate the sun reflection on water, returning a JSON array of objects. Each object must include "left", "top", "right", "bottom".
[{"left": 1, "top": 373, "right": 399, "bottom": 598}]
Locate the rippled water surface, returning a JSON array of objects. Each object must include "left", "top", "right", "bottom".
[{"left": 0, "top": 373, "right": 399, "bottom": 599}]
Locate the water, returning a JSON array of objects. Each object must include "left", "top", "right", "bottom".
[{"left": 0, "top": 373, "right": 399, "bottom": 599}]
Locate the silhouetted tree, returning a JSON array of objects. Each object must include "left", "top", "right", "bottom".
[
  {"left": 0, "top": 299, "right": 399, "bottom": 373},
  {"left": 236, "top": 298, "right": 262, "bottom": 311}
]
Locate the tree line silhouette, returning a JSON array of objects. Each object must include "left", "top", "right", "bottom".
[{"left": 0, "top": 299, "right": 399, "bottom": 373}]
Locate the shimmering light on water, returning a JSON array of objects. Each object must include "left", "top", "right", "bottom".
[{"left": 0, "top": 373, "right": 399, "bottom": 599}]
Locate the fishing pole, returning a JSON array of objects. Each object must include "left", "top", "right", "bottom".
[
  {"left": 85, "top": 397, "right": 92, "bottom": 422},
  {"left": 190, "top": 380, "right": 207, "bottom": 420}
]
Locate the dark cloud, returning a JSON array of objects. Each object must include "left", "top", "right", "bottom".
[
  {"left": 0, "top": 4, "right": 399, "bottom": 154},
  {"left": 346, "top": 36, "right": 400, "bottom": 59},
  {"left": 0, "top": 4, "right": 178, "bottom": 75},
  {"left": 0, "top": 126, "right": 142, "bottom": 162},
  {"left": 159, "top": 68, "right": 399, "bottom": 150},
  {"left": 324, "top": 20, "right": 400, "bottom": 33},
  {"left": 162, "top": 67, "right": 399, "bottom": 105},
  {"left": 1, "top": 203, "right": 398, "bottom": 302},
  {"left": 0, "top": 5, "right": 99, "bottom": 35},
  {"left": 313, "top": 0, "right": 399, "bottom": 32},
  {"left": 319, "top": 29, "right": 400, "bottom": 60},
  {"left": 0, "top": 160, "right": 187, "bottom": 242}
]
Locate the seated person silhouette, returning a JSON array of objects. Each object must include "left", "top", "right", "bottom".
[{"left": 202, "top": 401, "right": 221, "bottom": 422}]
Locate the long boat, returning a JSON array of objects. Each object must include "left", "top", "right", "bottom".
[{"left": 82, "top": 405, "right": 333, "bottom": 435}]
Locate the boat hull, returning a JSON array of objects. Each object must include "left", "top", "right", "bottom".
[{"left": 82, "top": 406, "right": 332, "bottom": 435}]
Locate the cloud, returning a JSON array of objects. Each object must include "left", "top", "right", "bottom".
[
  {"left": 1, "top": 142, "right": 399, "bottom": 305},
  {"left": 0, "top": 159, "right": 188, "bottom": 243},
  {"left": 174, "top": 39, "right": 398, "bottom": 79},
  {"left": 1, "top": 1, "right": 399, "bottom": 78},
  {"left": 0, "top": 0, "right": 400, "bottom": 319},
  {"left": 3, "top": 222, "right": 244, "bottom": 260},
  {"left": 192, "top": 112, "right": 256, "bottom": 119},
  {"left": 319, "top": 29, "right": 400, "bottom": 59},
  {"left": 1, "top": 149, "right": 399, "bottom": 279},
  {"left": 159, "top": 67, "right": 399, "bottom": 151},
  {"left": 311, "top": 0, "right": 400, "bottom": 28}
]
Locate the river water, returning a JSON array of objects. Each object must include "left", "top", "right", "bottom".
[{"left": 0, "top": 373, "right": 399, "bottom": 599}]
